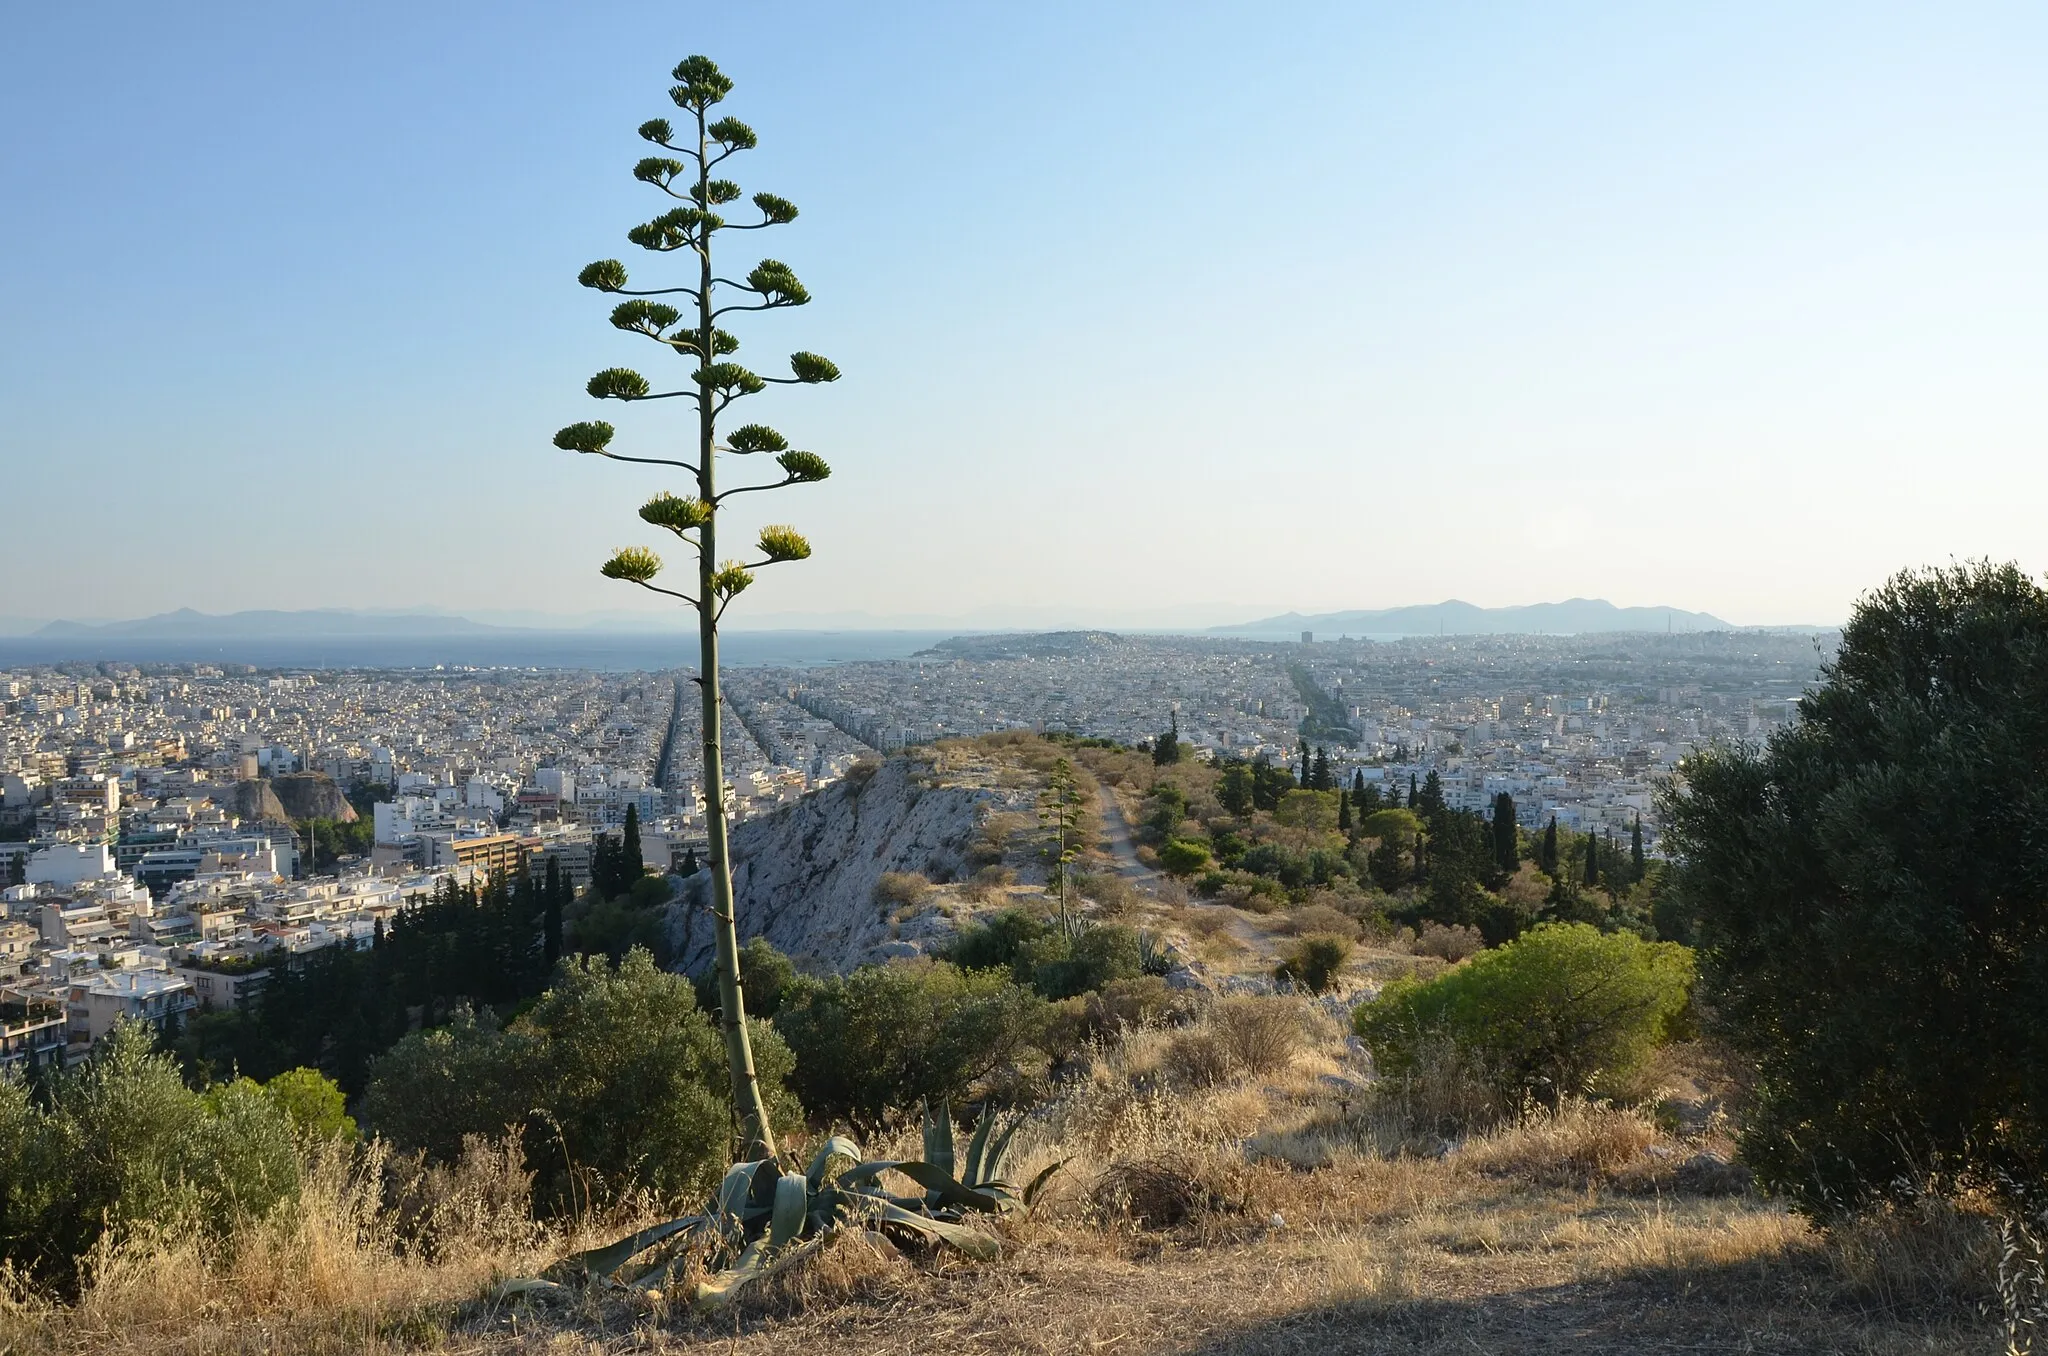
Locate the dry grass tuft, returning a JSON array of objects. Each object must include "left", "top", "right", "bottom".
[
  {"left": 1828, "top": 1191, "right": 2003, "bottom": 1314},
  {"left": 1459, "top": 1101, "right": 1661, "bottom": 1189}
]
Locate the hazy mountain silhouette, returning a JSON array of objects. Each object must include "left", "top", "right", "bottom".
[{"left": 1212, "top": 598, "right": 1733, "bottom": 637}]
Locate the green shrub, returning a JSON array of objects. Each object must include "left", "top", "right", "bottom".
[
  {"left": 1275, "top": 934, "right": 1354, "bottom": 993},
  {"left": 943, "top": 906, "right": 1053, "bottom": 975},
  {"left": 0, "top": 1020, "right": 302, "bottom": 1292},
  {"left": 1354, "top": 923, "right": 1692, "bottom": 1109},
  {"left": 690, "top": 934, "right": 798, "bottom": 1020},
  {"left": 774, "top": 960, "right": 1047, "bottom": 1126},
  {"left": 1664, "top": 562, "right": 2048, "bottom": 1216},
  {"left": 1028, "top": 923, "right": 1144, "bottom": 999},
  {"left": 362, "top": 949, "right": 798, "bottom": 1211},
  {"left": 1158, "top": 838, "right": 1214, "bottom": 876},
  {"left": 245, "top": 1067, "right": 357, "bottom": 1144}
]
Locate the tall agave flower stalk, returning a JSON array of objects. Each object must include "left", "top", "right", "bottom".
[{"left": 553, "top": 55, "right": 837, "bottom": 1160}]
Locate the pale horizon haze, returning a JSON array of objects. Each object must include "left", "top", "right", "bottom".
[{"left": 5, "top": 2, "right": 2045, "bottom": 630}]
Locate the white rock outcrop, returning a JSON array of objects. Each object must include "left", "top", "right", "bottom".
[{"left": 665, "top": 757, "right": 998, "bottom": 974}]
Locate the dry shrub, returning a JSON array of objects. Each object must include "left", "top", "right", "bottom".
[
  {"left": 960, "top": 863, "right": 1015, "bottom": 902},
  {"left": 1218, "top": 878, "right": 1285, "bottom": 915},
  {"left": 60, "top": 1135, "right": 564, "bottom": 1354},
  {"left": 872, "top": 871, "right": 932, "bottom": 910},
  {"left": 1166, "top": 997, "right": 1303, "bottom": 1089},
  {"left": 1181, "top": 907, "right": 1235, "bottom": 942},
  {"left": 844, "top": 756, "right": 882, "bottom": 787},
  {"left": 1460, "top": 1101, "right": 1661, "bottom": 1188},
  {"left": 1038, "top": 978, "right": 1193, "bottom": 1068},
  {"left": 1078, "top": 871, "right": 1139, "bottom": 918},
  {"left": 1411, "top": 921, "right": 1484, "bottom": 962},
  {"left": 1090, "top": 1160, "right": 1225, "bottom": 1230},
  {"left": 1358, "top": 1034, "right": 1499, "bottom": 1144},
  {"left": 384, "top": 1133, "right": 539, "bottom": 1261},
  {"left": 1276, "top": 902, "right": 1362, "bottom": 940}
]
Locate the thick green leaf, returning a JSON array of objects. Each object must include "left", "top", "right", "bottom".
[
  {"left": 886, "top": 1160, "right": 1006, "bottom": 1214},
  {"left": 875, "top": 1201, "right": 1001, "bottom": 1260},
  {"left": 561, "top": 1215, "right": 703, "bottom": 1282},
  {"left": 1022, "top": 1159, "right": 1068, "bottom": 1209},
  {"left": 690, "top": 1235, "right": 826, "bottom": 1313},
  {"left": 836, "top": 1159, "right": 902, "bottom": 1193},
  {"left": 922, "top": 1100, "right": 955, "bottom": 1182},
  {"left": 715, "top": 1161, "right": 763, "bottom": 1228},
  {"left": 981, "top": 1115, "right": 1026, "bottom": 1186},
  {"left": 770, "top": 1172, "right": 809, "bottom": 1249},
  {"left": 963, "top": 1107, "right": 996, "bottom": 1187},
  {"left": 807, "top": 1135, "right": 863, "bottom": 1189},
  {"left": 691, "top": 1236, "right": 770, "bottom": 1310}
]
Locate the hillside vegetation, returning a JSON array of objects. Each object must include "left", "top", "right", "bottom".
[{"left": 0, "top": 719, "right": 2026, "bottom": 1353}]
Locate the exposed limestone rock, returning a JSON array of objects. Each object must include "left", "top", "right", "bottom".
[
  {"left": 666, "top": 756, "right": 1009, "bottom": 975},
  {"left": 221, "top": 779, "right": 292, "bottom": 825},
  {"left": 271, "top": 772, "right": 357, "bottom": 823}
]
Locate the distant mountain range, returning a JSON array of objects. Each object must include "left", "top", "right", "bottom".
[
  {"left": 1211, "top": 599, "right": 1735, "bottom": 637},
  {"left": 18, "top": 599, "right": 1786, "bottom": 645},
  {"left": 34, "top": 609, "right": 515, "bottom": 639}
]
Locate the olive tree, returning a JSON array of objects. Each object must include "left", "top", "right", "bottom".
[{"left": 553, "top": 55, "right": 837, "bottom": 1160}]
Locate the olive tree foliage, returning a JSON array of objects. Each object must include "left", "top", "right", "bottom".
[
  {"left": 1663, "top": 562, "right": 2048, "bottom": 1217},
  {"left": 553, "top": 56, "right": 838, "bottom": 1161},
  {"left": 360, "top": 950, "right": 800, "bottom": 1213},
  {"left": 0, "top": 1020, "right": 303, "bottom": 1292}
]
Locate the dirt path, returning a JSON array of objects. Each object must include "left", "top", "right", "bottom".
[{"left": 1096, "top": 787, "right": 1273, "bottom": 961}]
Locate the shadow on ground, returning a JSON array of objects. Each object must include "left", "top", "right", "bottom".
[{"left": 1180, "top": 1259, "right": 1987, "bottom": 1356}]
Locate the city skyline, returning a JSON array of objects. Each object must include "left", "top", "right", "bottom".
[{"left": 6, "top": 3, "right": 2046, "bottom": 627}]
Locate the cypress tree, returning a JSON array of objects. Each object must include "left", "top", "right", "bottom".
[
  {"left": 542, "top": 855, "right": 564, "bottom": 967},
  {"left": 1297, "top": 738, "right": 1311, "bottom": 785},
  {"left": 681, "top": 845, "right": 699, "bottom": 876},
  {"left": 623, "top": 802, "right": 645, "bottom": 880},
  {"left": 1338, "top": 792, "right": 1353, "bottom": 834},
  {"left": 1418, "top": 770, "right": 1444, "bottom": 818},
  {"left": 1584, "top": 830, "right": 1600, "bottom": 887},
  {"left": 1351, "top": 769, "right": 1366, "bottom": 806},
  {"left": 1631, "top": 814, "right": 1646, "bottom": 882},
  {"left": 1408, "top": 772, "right": 1420, "bottom": 809},
  {"left": 1312, "top": 746, "right": 1331, "bottom": 791},
  {"left": 1540, "top": 816, "right": 1559, "bottom": 875},
  {"left": 1152, "top": 710, "right": 1180, "bottom": 766},
  {"left": 1491, "top": 791, "right": 1519, "bottom": 877}
]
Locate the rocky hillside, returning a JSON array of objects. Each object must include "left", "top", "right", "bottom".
[
  {"left": 221, "top": 779, "right": 292, "bottom": 825},
  {"left": 219, "top": 773, "right": 356, "bottom": 827},
  {"left": 270, "top": 772, "right": 356, "bottom": 823},
  {"left": 666, "top": 754, "right": 1029, "bottom": 974}
]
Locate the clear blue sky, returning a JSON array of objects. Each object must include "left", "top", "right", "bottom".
[{"left": 5, "top": 1, "right": 2045, "bottom": 628}]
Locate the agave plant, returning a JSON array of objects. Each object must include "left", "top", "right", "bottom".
[{"left": 508, "top": 1104, "right": 1061, "bottom": 1311}]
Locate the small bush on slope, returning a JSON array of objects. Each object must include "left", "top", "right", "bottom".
[
  {"left": 774, "top": 959, "right": 1047, "bottom": 1126},
  {"left": 1355, "top": 922, "right": 1692, "bottom": 1111}
]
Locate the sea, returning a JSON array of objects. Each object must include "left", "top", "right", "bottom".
[{"left": 0, "top": 630, "right": 966, "bottom": 673}]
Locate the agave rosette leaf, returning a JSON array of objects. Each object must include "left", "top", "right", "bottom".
[
  {"left": 807, "top": 1135, "right": 863, "bottom": 1189},
  {"left": 558, "top": 1215, "right": 706, "bottom": 1284},
  {"left": 873, "top": 1201, "right": 1002, "bottom": 1260},
  {"left": 769, "top": 1172, "right": 809, "bottom": 1250}
]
